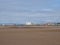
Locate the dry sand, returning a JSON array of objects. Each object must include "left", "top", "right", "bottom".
[{"left": 0, "top": 26, "right": 60, "bottom": 45}]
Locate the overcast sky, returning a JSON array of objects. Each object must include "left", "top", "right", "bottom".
[{"left": 0, "top": 0, "right": 60, "bottom": 24}]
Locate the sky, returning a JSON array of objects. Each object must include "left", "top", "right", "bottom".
[{"left": 0, "top": 0, "right": 60, "bottom": 24}]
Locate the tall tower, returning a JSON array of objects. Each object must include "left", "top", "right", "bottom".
[
  {"left": 25, "top": 15, "right": 32, "bottom": 25},
  {"left": 26, "top": 16, "right": 31, "bottom": 22}
]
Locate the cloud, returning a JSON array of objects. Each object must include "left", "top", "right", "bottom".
[
  {"left": 0, "top": 0, "right": 60, "bottom": 24},
  {"left": 41, "top": 9, "right": 53, "bottom": 11},
  {"left": 0, "top": 10, "right": 60, "bottom": 24}
]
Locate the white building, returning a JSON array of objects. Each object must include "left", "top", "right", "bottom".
[{"left": 25, "top": 22, "right": 33, "bottom": 25}]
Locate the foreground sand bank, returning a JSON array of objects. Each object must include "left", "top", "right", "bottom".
[{"left": 0, "top": 26, "right": 60, "bottom": 45}]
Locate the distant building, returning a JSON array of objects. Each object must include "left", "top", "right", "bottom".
[
  {"left": 43, "top": 22, "right": 55, "bottom": 26},
  {"left": 25, "top": 22, "right": 33, "bottom": 25}
]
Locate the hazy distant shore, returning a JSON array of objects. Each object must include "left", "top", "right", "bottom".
[{"left": 0, "top": 25, "right": 60, "bottom": 32}]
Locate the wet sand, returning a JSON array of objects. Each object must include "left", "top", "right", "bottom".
[{"left": 0, "top": 26, "right": 60, "bottom": 45}]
